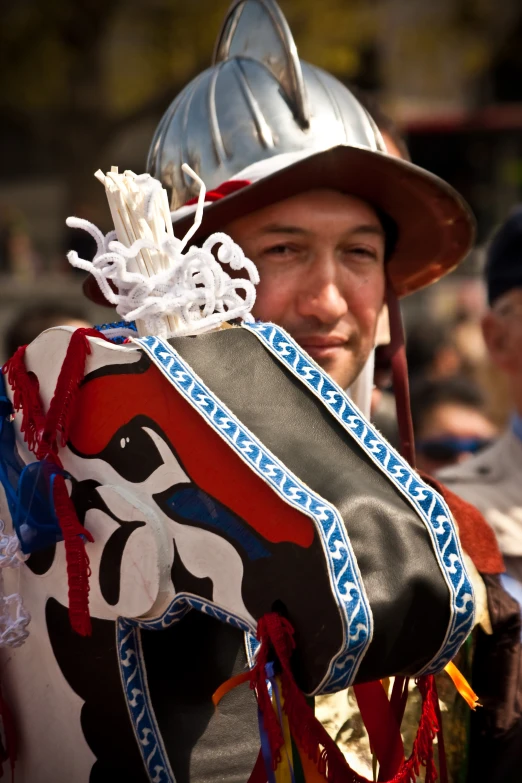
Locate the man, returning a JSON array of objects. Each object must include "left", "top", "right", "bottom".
[{"left": 82, "top": 1, "right": 511, "bottom": 781}]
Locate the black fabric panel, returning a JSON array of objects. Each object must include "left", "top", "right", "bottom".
[
  {"left": 169, "top": 328, "right": 451, "bottom": 682},
  {"left": 141, "top": 611, "right": 259, "bottom": 783},
  {"left": 45, "top": 599, "right": 148, "bottom": 782}
]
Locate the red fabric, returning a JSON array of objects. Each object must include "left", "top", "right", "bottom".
[
  {"left": 184, "top": 179, "right": 251, "bottom": 205},
  {"left": 248, "top": 749, "right": 268, "bottom": 783},
  {"left": 250, "top": 613, "right": 442, "bottom": 783},
  {"left": 420, "top": 472, "right": 504, "bottom": 575},
  {"left": 70, "top": 363, "right": 315, "bottom": 549},
  {"left": 3, "top": 345, "right": 45, "bottom": 454},
  {"left": 40, "top": 328, "right": 101, "bottom": 458},
  {"left": 353, "top": 682, "right": 404, "bottom": 780},
  {"left": 52, "top": 475, "right": 94, "bottom": 636}
]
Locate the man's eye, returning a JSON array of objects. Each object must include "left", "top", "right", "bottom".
[
  {"left": 264, "top": 244, "right": 294, "bottom": 256},
  {"left": 345, "top": 246, "right": 378, "bottom": 261}
]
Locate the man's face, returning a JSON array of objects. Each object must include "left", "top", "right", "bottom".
[{"left": 225, "top": 189, "right": 386, "bottom": 389}]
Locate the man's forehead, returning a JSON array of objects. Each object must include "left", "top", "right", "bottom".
[{"left": 226, "top": 188, "right": 385, "bottom": 235}]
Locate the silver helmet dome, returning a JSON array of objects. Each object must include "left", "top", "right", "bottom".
[{"left": 147, "top": 0, "right": 386, "bottom": 208}]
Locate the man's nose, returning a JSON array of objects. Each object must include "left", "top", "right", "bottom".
[{"left": 296, "top": 256, "right": 349, "bottom": 324}]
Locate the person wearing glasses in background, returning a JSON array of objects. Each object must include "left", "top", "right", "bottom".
[{"left": 412, "top": 375, "right": 498, "bottom": 474}]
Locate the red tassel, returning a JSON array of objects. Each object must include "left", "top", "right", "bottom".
[
  {"left": 52, "top": 474, "right": 94, "bottom": 636},
  {"left": 251, "top": 613, "right": 443, "bottom": 783},
  {"left": 39, "top": 328, "right": 103, "bottom": 459},
  {"left": 4, "top": 328, "right": 107, "bottom": 637},
  {"left": 3, "top": 346, "right": 45, "bottom": 455}
]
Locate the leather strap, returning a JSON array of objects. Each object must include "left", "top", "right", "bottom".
[{"left": 384, "top": 281, "right": 416, "bottom": 468}]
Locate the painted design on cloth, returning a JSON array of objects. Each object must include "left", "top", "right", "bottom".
[
  {"left": 135, "top": 335, "right": 373, "bottom": 694},
  {"left": 243, "top": 321, "right": 475, "bottom": 675},
  {"left": 118, "top": 594, "right": 254, "bottom": 783}
]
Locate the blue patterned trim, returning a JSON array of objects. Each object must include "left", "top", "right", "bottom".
[
  {"left": 243, "top": 321, "right": 475, "bottom": 675},
  {"left": 118, "top": 593, "right": 256, "bottom": 781},
  {"left": 131, "top": 593, "right": 254, "bottom": 635},
  {"left": 95, "top": 319, "right": 138, "bottom": 344},
  {"left": 117, "top": 621, "right": 175, "bottom": 783},
  {"left": 135, "top": 335, "right": 373, "bottom": 694}
]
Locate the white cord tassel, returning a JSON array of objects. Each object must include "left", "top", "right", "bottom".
[{"left": 67, "top": 166, "right": 259, "bottom": 339}]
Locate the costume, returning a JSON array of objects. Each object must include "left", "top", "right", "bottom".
[{"left": 0, "top": 2, "right": 497, "bottom": 782}]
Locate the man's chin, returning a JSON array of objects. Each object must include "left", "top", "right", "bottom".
[{"left": 310, "top": 353, "right": 362, "bottom": 391}]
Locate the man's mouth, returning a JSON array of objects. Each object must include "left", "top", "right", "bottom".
[{"left": 296, "top": 336, "right": 348, "bottom": 361}]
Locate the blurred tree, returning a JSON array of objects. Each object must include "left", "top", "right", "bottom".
[
  {"left": 0, "top": 0, "right": 519, "bottom": 220},
  {"left": 0, "top": 0, "right": 376, "bottom": 215}
]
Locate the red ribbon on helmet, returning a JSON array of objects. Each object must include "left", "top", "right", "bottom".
[{"left": 184, "top": 179, "right": 251, "bottom": 206}]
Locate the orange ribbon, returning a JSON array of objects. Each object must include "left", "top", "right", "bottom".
[
  {"left": 212, "top": 670, "right": 251, "bottom": 706},
  {"left": 444, "top": 662, "right": 480, "bottom": 710}
]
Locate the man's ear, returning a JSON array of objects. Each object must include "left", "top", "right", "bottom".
[{"left": 482, "top": 310, "right": 510, "bottom": 371}]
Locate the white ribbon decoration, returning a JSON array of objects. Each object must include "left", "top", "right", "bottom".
[{"left": 66, "top": 166, "right": 260, "bottom": 339}]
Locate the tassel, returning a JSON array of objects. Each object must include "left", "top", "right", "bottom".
[
  {"left": 4, "top": 328, "right": 107, "bottom": 637},
  {"left": 3, "top": 346, "right": 45, "bottom": 455},
  {"left": 252, "top": 614, "right": 356, "bottom": 781},
  {"left": 40, "top": 328, "right": 102, "bottom": 457},
  {"left": 52, "top": 475, "right": 94, "bottom": 636},
  {"left": 249, "top": 613, "right": 443, "bottom": 783}
]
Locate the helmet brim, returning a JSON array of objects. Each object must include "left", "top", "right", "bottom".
[{"left": 84, "top": 144, "right": 475, "bottom": 305}]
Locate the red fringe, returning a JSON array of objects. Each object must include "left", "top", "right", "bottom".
[
  {"left": 252, "top": 613, "right": 443, "bottom": 783},
  {"left": 40, "top": 328, "right": 101, "bottom": 458},
  {"left": 4, "top": 328, "right": 107, "bottom": 637},
  {"left": 52, "top": 475, "right": 94, "bottom": 636},
  {"left": 3, "top": 346, "right": 45, "bottom": 455}
]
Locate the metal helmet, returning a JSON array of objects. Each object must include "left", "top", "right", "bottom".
[
  {"left": 147, "top": 0, "right": 387, "bottom": 208},
  {"left": 80, "top": 0, "right": 474, "bottom": 306}
]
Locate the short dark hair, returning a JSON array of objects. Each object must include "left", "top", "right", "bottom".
[
  {"left": 4, "top": 302, "right": 88, "bottom": 359},
  {"left": 410, "top": 375, "right": 485, "bottom": 436}
]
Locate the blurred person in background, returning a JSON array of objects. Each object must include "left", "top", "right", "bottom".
[
  {"left": 406, "top": 317, "right": 463, "bottom": 384},
  {"left": 0, "top": 203, "right": 41, "bottom": 279},
  {"left": 3, "top": 302, "right": 90, "bottom": 363},
  {"left": 412, "top": 375, "right": 497, "bottom": 474},
  {"left": 441, "top": 207, "right": 522, "bottom": 578},
  {"left": 440, "top": 206, "right": 522, "bottom": 780}
]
